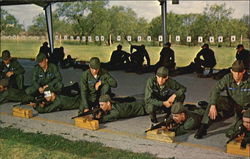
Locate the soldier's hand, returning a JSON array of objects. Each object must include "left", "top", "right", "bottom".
[
  {"left": 208, "top": 105, "right": 217, "bottom": 120},
  {"left": 6, "top": 71, "right": 14, "bottom": 77},
  {"left": 95, "top": 81, "right": 102, "bottom": 90},
  {"left": 43, "top": 85, "right": 49, "bottom": 89},
  {"left": 28, "top": 102, "right": 36, "bottom": 108},
  {"left": 168, "top": 94, "right": 176, "bottom": 104},
  {"left": 163, "top": 101, "right": 171, "bottom": 108},
  {"left": 39, "top": 87, "right": 45, "bottom": 93},
  {"left": 83, "top": 109, "right": 89, "bottom": 113}
]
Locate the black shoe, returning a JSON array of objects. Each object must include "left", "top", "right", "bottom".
[
  {"left": 151, "top": 118, "right": 158, "bottom": 124},
  {"left": 194, "top": 124, "right": 208, "bottom": 139}
]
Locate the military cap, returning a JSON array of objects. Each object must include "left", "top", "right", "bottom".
[
  {"left": 0, "top": 78, "right": 9, "bottom": 87},
  {"left": 99, "top": 94, "right": 111, "bottom": 102},
  {"left": 156, "top": 66, "right": 169, "bottom": 77},
  {"left": 2, "top": 50, "right": 11, "bottom": 60},
  {"left": 89, "top": 57, "right": 101, "bottom": 69},
  {"left": 236, "top": 44, "right": 244, "bottom": 49},
  {"left": 165, "top": 42, "right": 171, "bottom": 47},
  {"left": 171, "top": 102, "right": 186, "bottom": 114},
  {"left": 201, "top": 43, "right": 209, "bottom": 48},
  {"left": 243, "top": 109, "right": 250, "bottom": 118},
  {"left": 36, "top": 53, "right": 46, "bottom": 63},
  {"left": 231, "top": 60, "right": 245, "bottom": 72}
]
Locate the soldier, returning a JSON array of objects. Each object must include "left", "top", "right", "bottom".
[
  {"left": 108, "top": 44, "right": 130, "bottom": 69},
  {"left": 194, "top": 43, "right": 216, "bottom": 77},
  {"left": 94, "top": 94, "right": 147, "bottom": 123},
  {"left": 0, "top": 50, "right": 25, "bottom": 90},
  {"left": 163, "top": 102, "right": 204, "bottom": 136},
  {"left": 39, "top": 41, "right": 51, "bottom": 58},
  {"left": 145, "top": 66, "right": 186, "bottom": 123},
  {"left": 32, "top": 89, "right": 81, "bottom": 113},
  {"left": 194, "top": 60, "right": 250, "bottom": 139},
  {"left": 154, "top": 42, "right": 176, "bottom": 72},
  {"left": 236, "top": 44, "right": 250, "bottom": 70},
  {"left": 25, "top": 53, "right": 63, "bottom": 96},
  {"left": 0, "top": 78, "right": 34, "bottom": 104},
  {"left": 79, "top": 57, "right": 117, "bottom": 114}
]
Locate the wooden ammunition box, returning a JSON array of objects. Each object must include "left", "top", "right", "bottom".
[
  {"left": 74, "top": 117, "right": 99, "bottom": 130},
  {"left": 12, "top": 107, "right": 33, "bottom": 118},
  {"left": 146, "top": 129, "right": 175, "bottom": 143},
  {"left": 227, "top": 141, "right": 250, "bottom": 157}
]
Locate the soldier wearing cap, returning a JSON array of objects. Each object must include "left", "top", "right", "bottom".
[
  {"left": 154, "top": 42, "right": 176, "bottom": 72},
  {"left": 163, "top": 102, "right": 204, "bottom": 136},
  {"left": 236, "top": 44, "right": 250, "bottom": 70},
  {"left": 79, "top": 57, "right": 117, "bottom": 114},
  {"left": 0, "top": 78, "right": 34, "bottom": 104},
  {"left": 195, "top": 60, "right": 250, "bottom": 139},
  {"left": 32, "top": 88, "right": 81, "bottom": 113},
  {"left": 145, "top": 66, "right": 186, "bottom": 123},
  {"left": 25, "top": 53, "right": 63, "bottom": 96},
  {"left": 108, "top": 44, "right": 130, "bottom": 70},
  {"left": 0, "top": 50, "right": 25, "bottom": 89},
  {"left": 94, "top": 94, "right": 147, "bottom": 123},
  {"left": 194, "top": 43, "right": 217, "bottom": 77}
]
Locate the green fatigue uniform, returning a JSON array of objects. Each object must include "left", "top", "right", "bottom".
[
  {"left": 144, "top": 76, "right": 186, "bottom": 118},
  {"left": 35, "top": 95, "right": 80, "bottom": 113},
  {"left": 25, "top": 63, "right": 63, "bottom": 95},
  {"left": 0, "top": 88, "right": 34, "bottom": 104},
  {"left": 0, "top": 58, "right": 25, "bottom": 90},
  {"left": 79, "top": 69, "right": 117, "bottom": 112},
  {"left": 100, "top": 102, "right": 147, "bottom": 123}
]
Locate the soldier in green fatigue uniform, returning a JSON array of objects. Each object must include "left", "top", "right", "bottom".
[
  {"left": 164, "top": 102, "right": 204, "bottom": 136},
  {"left": 32, "top": 89, "right": 81, "bottom": 113},
  {"left": 0, "top": 50, "right": 25, "bottom": 90},
  {"left": 145, "top": 66, "right": 186, "bottom": 123},
  {"left": 195, "top": 60, "right": 250, "bottom": 139},
  {"left": 79, "top": 57, "right": 117, "bottom": 114},
  {"left": 95, "top": 94, "right": 147, "bottom": 123},
  {"left": 0, "top": 78, "right": 34, "bottom": 104},
  {"left": 226, "top": 109, "right": 250, "bottom": 148},
  {"left": 25, "top": 53, "right": 63, "bottom": 96}
]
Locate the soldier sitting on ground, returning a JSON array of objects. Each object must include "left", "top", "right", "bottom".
[
  {"left": 194, "top": 60, "right": 250, "bottom": 139},
  {"left": 0, "top": 78, "right": 34, "bottom": 104},
  {"left": 25, "top": 53, "right": 63, "bottom": 97},
  {"left": 145, "top": 66, "right": 186, "bottom": 124},
  {"left": 0, "top": 50, "right": 25, "bottom": 90},
  {"left": 39, "top": 41, "right": 51, "bottom": 58},
  {"left": 94, "top": 94, "right": 147, "bottom": 123},
  {"left": 79, "top": 57, "right": 117, "bottom": 115}
]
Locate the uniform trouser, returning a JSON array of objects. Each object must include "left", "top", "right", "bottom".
[
  {"left": 9, "top": 74, "right": 24, "bottom": 90},
  {"left": 25, "top": 82, "right": 63, "bottom": 96},
  {"left": 194, "top": 58, "right": 215, "bottom": 74},
  {"left": 201, "top": 96, "right": 243, "bottom": 125}
]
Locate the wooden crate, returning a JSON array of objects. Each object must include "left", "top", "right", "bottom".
[
  {"left": 146, "top": 129, "right": 175, "bottom": 143},
  {"left": 12, "top": 107, "right": 33, "bottom": 118},
  {"left": 227, "top": 140, "right": 250, "bottom": 157},
  {"left": 74, "top": 116, "right": 99, "bottom": 131}
]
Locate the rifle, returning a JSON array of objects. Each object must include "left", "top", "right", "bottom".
[
  {"left": 13, "top": 95, "right": 48, "bottom": 107},
  {"left": 71, "top": 107, "right": 104, "bottom": 119},
  {"left": 145, "top": 117, "right": 177, "bottom": 133},
  {"left": 227, "top": 125, "right": 247, "bottom": 144}
]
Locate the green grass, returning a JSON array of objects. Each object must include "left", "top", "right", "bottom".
[
  {"left": 0, "top": 126, "right": 159, "bottom": 159},
  {"left": 0, "top": 39, "right": 243, "bottom": 69}
]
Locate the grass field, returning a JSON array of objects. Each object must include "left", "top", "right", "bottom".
[
  {"left": 0, "top": 126, "right": 159, "bottom": 159},
  {"left": 0, "top": 39, "right": 245, "bottom": 69}
]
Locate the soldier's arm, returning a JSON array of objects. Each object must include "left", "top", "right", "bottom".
[
  {"left": 101, "top": 72, "right": 117, "bottom": 88},
  {"left": 195, "top": 50, "right": 203, "bottom": 59},
  {"left": 79, "top": 73, "right": 89, "bottom": 111},
  {"left": 169, "top": 79, "right": 186, "bottom": 98},
  {"left": 171, "top": 50, "right": 175, "bottom": 62},
  {"left": 175, "top": 118, "right": 198, "bottom": 136},
  {"left": 209, "top": 75, "right": 228, "bottom": 105},
  {"left": 100, "top": 110, "right": 120, "bottom": 123},
  {"left": 145, "top": 50, "right": 150, "bottom": 65},
  {"left": 31, "top": 67, "right": 40, "bottom": 89},
  {"left": 35, "top": 100, "right": 60, "bottom": 113},
  {"left": 144, "top": 78, "right": 163, "bottom": 107},
  {"left": 47, "top": 65, "right": 62, "bottom": 87},
  {"left": 12, "top": 60, "right": 25, "bottom": 75}
]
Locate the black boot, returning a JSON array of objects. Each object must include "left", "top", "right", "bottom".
[
  {"left": 150, "top": 113, "right": 158, "bottom": 123},
  {"left": 194, "top": 124, "right": 208, "bottom": 139}
]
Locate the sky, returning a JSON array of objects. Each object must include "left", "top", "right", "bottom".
[{"left": 2, "top": 1, "right": 249, "bottom": 30}]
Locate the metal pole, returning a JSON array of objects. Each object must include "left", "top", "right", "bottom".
[
  {"left": 44, "top": 4, "right": 54, "bottom": 53},
  {"left": 160, "top": 0, "right": 167, "bottom": 44}
]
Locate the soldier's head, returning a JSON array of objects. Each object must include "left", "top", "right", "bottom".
[
  {"left": 141, "top": 44, "right": 145, "bottom": 49},
  {"left": 99, "top": 94, "right": 112, "bottom": 112},
  {"left": 243, "top": 109, "right": 250, "bottom": 131},
  {"left": 236, "top": 44, "right": 244, "bottom": 52},
  {"left": 36, "top": 53, "right": 48, "bottom": 69},
  {"left": 156, "top": 66, "right": 169, "bottom": 86},
  {"left": 89, "top": 57, "right": 100, "bottom": 76},
  {"left": 230, "top": 60, "right": 246, "bottom": 83},
  {"left": 201, "top": 43, "right": 209, "bottom": 49},
  {"left": 43, "top": 88, "right": 56, "bottom": 102},
  {"left": 2, "top": 50, "right": 11, "bottom": 64},
  {"left": 171, "top": 102, "right": 186, "bottom": 123},
  {"left": 164, "top": 42, "right": 171, "bottom": 47},
  {"left": 117, "top": 44, "right": 122, "bottom": 50},
  {"left": 0, "top": 78, "right": 9, "bottom": 92}
]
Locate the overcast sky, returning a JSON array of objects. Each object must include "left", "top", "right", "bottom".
[{"left": 2, "top": 1, "right": 249, "bottom": 29}]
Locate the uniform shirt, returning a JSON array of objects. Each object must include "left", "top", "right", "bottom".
[
  {"left": 226, "top": 119, "right": 250, "bottom": 142},
  {"left": 236, "top": 49, "right": 250, "bottom": 69},
  {"left": 100, "top": 102, "right": 146, "bottom": 123},
  {"left": 144, "top": 76, "right": 186, "bottom": 107},
  {"left": 35, "top": 95, "right": 80, "bottom": 113},
  {"left": 196, "top": 48, "right": 216, "bottom": 66},
  {"left": 32, "top": 63, "right": 62, "bottom": 91},
  {"left": 209, "top": 73, "right": 250, "bottom": 109},
  {"left": 158, "top": 47, "right": 175, "bottom": 65},
  {"left": 0, "top": 58, "right": 25, "bottom": 78},
  {"left": 0, "top": 88, "right": 34, "bottom": 104},
  {"left": 80, "top": 69, "right": 117, "bottom": 110}
]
